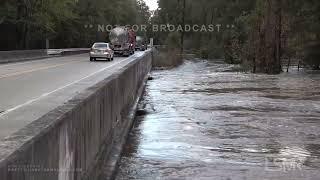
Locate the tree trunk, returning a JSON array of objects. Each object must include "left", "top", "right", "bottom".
[
  {"left": 180, "top": 0, "right": 186, "bottom": 54},
  {"left": 255, "top": 0, "right": 282, "bottom": 74},
  {"left": 287, "top": 57, "right": 291, "bottom": 72}
]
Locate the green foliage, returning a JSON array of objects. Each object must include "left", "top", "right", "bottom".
[
  {"left": 166, "top": 32, "right": 181, "bottom": 49},
  {"left": 0, "top": 0, "right": 151, "bottom": 50},
  {"left": 153, "top": 0, "right": 257, "bottom": 60},
  {"left": 303, "top": 42, "right": 320, "bottom": 69},
  {"left": 153, "top": 0, "right": 320, "bottom": 71}
]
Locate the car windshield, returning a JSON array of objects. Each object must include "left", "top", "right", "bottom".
[{"left": 93, "top": 43, "right": 108, "bottom": 48}]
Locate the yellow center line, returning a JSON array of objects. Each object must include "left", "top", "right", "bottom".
[{"left": 0, "top": 61, "right": 77, "bottom": 79}]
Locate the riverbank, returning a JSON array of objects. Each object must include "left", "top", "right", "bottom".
[{"left": 151, "top": 46, "right": 183, "bottom": 69}]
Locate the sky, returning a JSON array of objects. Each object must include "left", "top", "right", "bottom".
[{"left": 144, "top": 0, "right": 158, "bottom": 11}]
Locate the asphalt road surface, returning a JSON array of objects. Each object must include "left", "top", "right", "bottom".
[{"left": 0, "top": 51, "right": 147, "bottom": 140}]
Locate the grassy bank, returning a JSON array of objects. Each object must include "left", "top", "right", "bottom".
[{"left": 152, "top": 46, "right": 183, "bottom": 69}]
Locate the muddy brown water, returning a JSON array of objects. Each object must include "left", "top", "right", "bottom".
[{"left": 114, "top": 60, "right": 320, "bottom": 180}]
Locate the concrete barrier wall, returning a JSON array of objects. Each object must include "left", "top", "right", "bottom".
[
  {"left": 60, "top": 49, "right": 90, "bottom": 56},
  {"left": 48, "top": 48, "right": 90, "bottom": 56},
  {"left": 0, "top": 51, "right": 152, "bottom": 180},
  {"left": 0, "top": 49, "right": 90, "bottom": 64},
  {"left": 0, "top": 50, "right": 47, "bottom": 63}
]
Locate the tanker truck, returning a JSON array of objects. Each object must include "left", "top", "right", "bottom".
[{"left": 109, "top": 27, "right": 136, "bottom": 56}]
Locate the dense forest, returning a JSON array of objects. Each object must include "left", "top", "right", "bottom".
[
  {"left": 152, "top": 0, "right": 320, "bottom": 73},
  {"left": 1, "top": 0, "right": 319, "bottom": 73},
  {"left": 0, "top": 0, "right": 150, "bottom": 50}
]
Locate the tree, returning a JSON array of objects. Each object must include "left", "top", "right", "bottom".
[
  {"left": 252, "top": 0, "right": 282, "bottom": 74},
  {"left": 0, "top": 0, "right": 151, "bottom": 50}
]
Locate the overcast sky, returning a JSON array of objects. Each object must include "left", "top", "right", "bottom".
[{"left": 144, "top": 0, "right": 158, "bottom": 11}]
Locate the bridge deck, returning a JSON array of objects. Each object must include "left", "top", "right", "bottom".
[{"left": 0, "top": 51, "right": 147, "bottom": 140}]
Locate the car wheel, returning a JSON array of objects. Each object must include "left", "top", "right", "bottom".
[{"left": 90, "top": 57, "right": 94, "bottom": 61}]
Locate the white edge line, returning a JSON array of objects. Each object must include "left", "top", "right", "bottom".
[{"left": 0, "top": 56, "right": 132, "bottom": 117}]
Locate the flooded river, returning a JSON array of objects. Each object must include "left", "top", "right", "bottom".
[{"left": 115, "top": 60, "right": 320, "bottom": 180}]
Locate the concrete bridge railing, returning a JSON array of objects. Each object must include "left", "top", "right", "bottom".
[
  {"left": 0, "top": 48, "right": 90, "bottom": 64},
  {"left": 0, "top": 50, "right": 152, "bottom": 180}
]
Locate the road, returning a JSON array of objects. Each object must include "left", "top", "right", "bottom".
[{"left": 0, "top": 51, "right": 147, "bottom": 140}]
